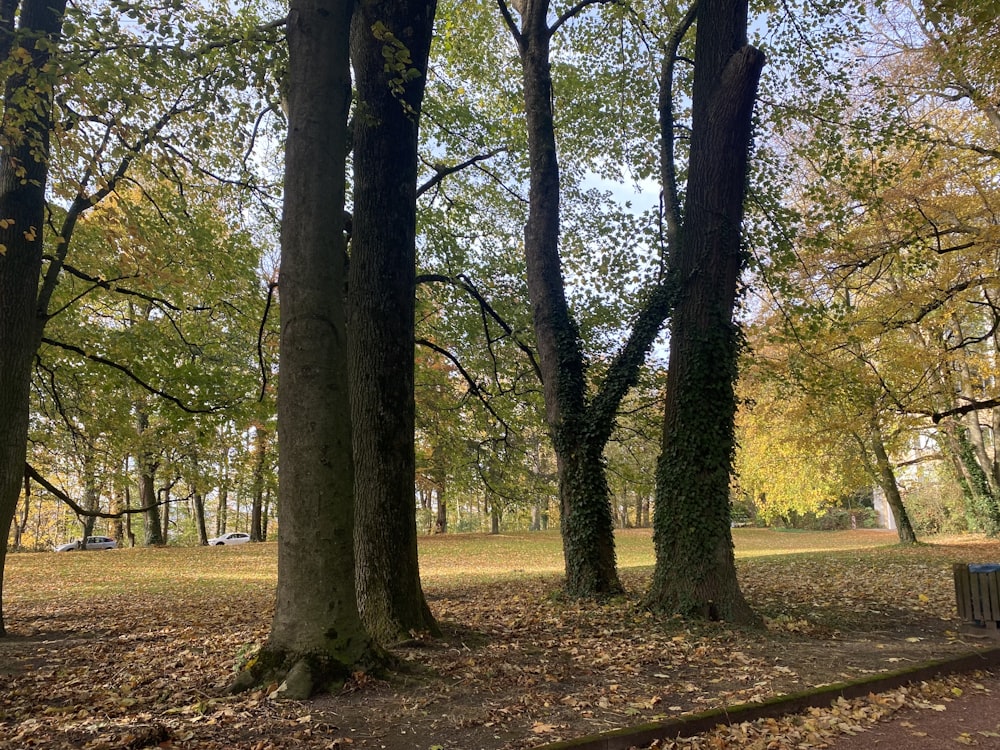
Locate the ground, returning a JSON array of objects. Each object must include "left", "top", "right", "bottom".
[{"left": 1, "top": 530, "right": 998, "bottom": 750}]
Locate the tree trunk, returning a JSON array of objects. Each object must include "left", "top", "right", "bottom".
[
  {"left": 160, "top": 484, "right": 171, "bottom": 543},
  {"left": 489, "top": 496, "right": 501, "bottom": 534},
  {"left": 216, "top": 440, "right": 230, "bottom": 536},
  {"left": 435, "top": 486, "right": 447, "bottom": 534},
  {"left": 0, "top": 0, "right": 68, "bottom": 636},
  {"left": 250, "top": 426, "right": 267, "bottom": 542},
  {"left": 82, "top": 465, "right": 99, "bottom": 541},
  {"left": 139, "top": 463, "right": 162, "bottom": 547},
  {"left": 239, "top": 0, "right": 381, "bottom": 698},
  {"left": 870, "top": 423, "right": 918, "bottom": 544},
  {"left": 13, "top": 474, "right": 29, "bottom": 551},
  {"left": 646, "top": 0, "right": 764, "bottom": 624},
  {"left": 512, "top": 0, "right": 679, "bottom": 598},
  {"left": 514, "top": 0, "right": 624, "bottom": 599},
  {"left": 262, "top": 486, "right": 271, "bottom": 540},
  {"left": 349, "top": 0, "right": 440, "bottom": 645}
]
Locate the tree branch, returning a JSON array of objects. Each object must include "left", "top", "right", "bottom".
[
  {"left": 551, "top": 0, "right": 618, "bottom": 36},
  {"left": 416, "top": 337, "right": 513, "bottom": 433},
  {"left": 659, "top": 1, "right": 697, "bottom": 268},
  {"left": 417, "top": 149, "right": 505, "bottom": 199},
  {"left": 25, "top": 463, "right": 170, "bottom": 519},
  {"left": 416, "top": 272, "right": 543, "bottom": 383},
  {"left": 40, "top": 337, "right": 230, "bottom": 414}
]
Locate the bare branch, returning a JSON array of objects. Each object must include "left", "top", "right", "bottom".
[
  {"left": 416, "top": 337, "right": 513, "bottom": 433},
  {"left": 416, "top": 272, "right": 543, "bottom": 383}
]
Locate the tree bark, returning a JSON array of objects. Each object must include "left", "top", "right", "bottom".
[
  {"left": 160, "top": 484, "right": 171, "bottom": 543},
  {"left": 239, "top": 0, "right": 381, "bottom": 697},
  {"left": 0, "top": 0, "right": 68, "bottom": 636},
  {"left": 870, "top": 422, "right": 918, "bottom": 544},
  {"left": 216, "top": 444, "right": 230, "bottom": 537},
  {"left": 646, "top": 0, "right": 764, "bottom": 624},
  {"left": 349, "top": 0, "right": 440, "bottom": 644}
]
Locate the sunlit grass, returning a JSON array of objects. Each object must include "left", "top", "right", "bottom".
[{"left": 4, "top": 527, "right": 901, "bottom": 602}]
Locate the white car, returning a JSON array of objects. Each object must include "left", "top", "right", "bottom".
[
  {"left": 208, "top": 532, "right": 251, "bottom": 546},
  {"left": 54, "top": 536, "right": 117, "bottom": 552}
]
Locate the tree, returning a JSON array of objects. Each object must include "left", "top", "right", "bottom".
[
  {"left": 0, "top": 0, "right": 70, "bottom": 637},
  {"left": 0, "top": 0, "right": 282, "bottom": 633},
  {"left": 646, "top": 0, "right": 764, "bottom": 623},
  {"left": 503, "top": 0, "right": 678, "bottom": 599},
  {"left": 349, "top": 0, "right": 441, "bottom": 644},
  {"left": 239, "top": 0, "right": 381, "bottom": 697}
]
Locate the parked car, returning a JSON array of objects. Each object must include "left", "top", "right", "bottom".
[
  {"left": 208, "top": 532, "right": 251, "bottom": 546},
  {"left": 53, "top": 536, "right": 117, "bottom": 552}
]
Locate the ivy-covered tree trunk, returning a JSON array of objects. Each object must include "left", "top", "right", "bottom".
[
  {"left": 646, "top": 0, "right": 764, "bottom": 623},
  {"left": 870, "top": 422, "right": 918, "bottom": 543},
  {"left": 348, "top": 0, "right": 440, "bottom": 645},
  {"left": 0, "top": 0, "right": 68, "bottom": 637},
  {"left": 236, "top": 0, "right": 381, "bottom": 697},
  {"left": 513, "top": 0, "right": 622, "bottom": 599}
]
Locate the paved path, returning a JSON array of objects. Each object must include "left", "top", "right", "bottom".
[{"left": 825, "top": 674, "right": 1000, "bottom": 749}]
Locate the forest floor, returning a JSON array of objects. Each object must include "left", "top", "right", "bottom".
[{"left": 2, "top": 529, "right": 999, "bottom": 750}]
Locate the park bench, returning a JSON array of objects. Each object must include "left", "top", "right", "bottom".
[{"left": 953, "top": 563, "right": 1000, "bottom": 637}]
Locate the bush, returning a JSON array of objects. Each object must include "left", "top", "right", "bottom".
[{"left": 779, "top": 506, "right": 877, "bottom": 531}]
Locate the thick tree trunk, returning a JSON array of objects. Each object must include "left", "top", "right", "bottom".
[
  {"left": 192, "top": 488, "right": 208, "bottom": 545},
  {"left": 139, "top": 467, "right": 162, "bottom": 546},
  {"left": 349, "top": 0, "right": 440, "bottom": 644},
  {"left": 238, "top": 0, "right": 381, "bottom": 698},
  {"left": 870, "top": 423, "right": 918, "bottom": 544},
  {"left": 0, "top": 0, "right": 67, "bottom": 637},
  {"left": 647, "top": 0, "right": 764, "bottom": 624}
]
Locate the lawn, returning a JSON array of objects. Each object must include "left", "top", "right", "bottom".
[{"left": 0, "top": 529, "right": 994, "bottom": 750}]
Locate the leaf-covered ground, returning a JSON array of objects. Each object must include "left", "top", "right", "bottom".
[{"left": 1, "top": 530, "right": 997, "bottom": 750}]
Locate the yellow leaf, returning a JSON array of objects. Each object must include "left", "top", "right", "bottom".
[
  {"left": 0, "top": 218, "right": 13, "bottom": 229},
  {"left": 531, "top": 722, "right": 558, "bottom": 734},
  {"left": 0, "top": 244, "right": 5, "bottom": 255},
  {"left": 23, "top": 226, "right": 36, "bottom": 241},
  {"left": 918, "top": 593, "right": 929, "bottom": 602}
]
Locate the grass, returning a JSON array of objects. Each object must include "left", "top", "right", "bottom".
[
  {"left": 2, "top": 527, "right": 995, "bottom": 750},
  {"left": 4, "top": 527, "right": 900, "bottom": 600}
]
